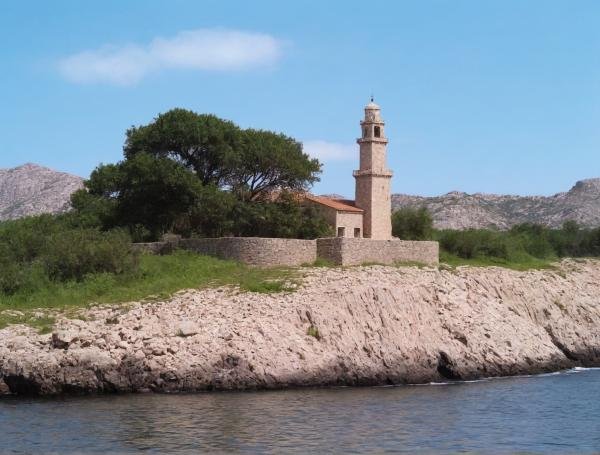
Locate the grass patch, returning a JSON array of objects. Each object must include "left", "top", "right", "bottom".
[
  {"left": 394, "top": 260, "right": 428, "bottom": 268},
  {"left": 360, "top": 261, "right": 386, "bottom": 267},
  {"left": 307, "top": 325, "right": 321, "bottom": 340},
  {"left": 0, "top": 251, "right": 297, "bottom": 329},
  {"left": 304, "top": 257, "right": 336, "bottom": 268},
  {"left": 0, "top": 312, "right": 56, "bottom": 333},
  {"left": 439, "top": 251, "right": 556, "bottom": 271}
]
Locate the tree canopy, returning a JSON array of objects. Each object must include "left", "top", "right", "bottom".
[
  {"left": 72, "top": 154, "right": 207, "bottom": 240},
  {"left": 231, "top": 128, "right": 320, "bottom": 201},
  {"left": 72, "top": 108, "right": 329, "bottom": 241},
  {"left": 123, "top": 109, "right": 321, "bottom": 200},
  {"left": 392, "top": 207, "right": 433, "bottom": 240}
]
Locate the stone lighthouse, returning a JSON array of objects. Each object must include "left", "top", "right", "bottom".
[{"left": 353, "top": 99, "right": 393, "bottom": 239}]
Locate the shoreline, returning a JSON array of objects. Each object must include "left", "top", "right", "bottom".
[
  {"left": 2, "top": 367, "right": 599, "bottom": 400},
  {"left": 2, "top": 260, "right": 600, "bottom": 396}
]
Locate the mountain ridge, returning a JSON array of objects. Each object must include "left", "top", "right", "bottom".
[
  {"left": 392, "top": 178, "right": 600, "bottom": 229},
  {"left": 0, "top": 163, "right": 84, "bottom": 221},
  {"left": 2, "top": 162, "right": 600, "bottom": 229}
]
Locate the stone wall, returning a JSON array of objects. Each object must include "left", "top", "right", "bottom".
[
  {"left": 132, "top": 236, "right": 439, "bottom": 267},
  {"left": 335, "top": 211, "right": 364, "bottom": 238},
  {"left": 317, "top": 237, "right": 438, "bottom": 266},
  {"left": 178, "top": 237, "right": 317, "bottom": 267}
]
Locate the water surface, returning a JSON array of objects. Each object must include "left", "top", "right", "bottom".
[{"left": 1, "top": 368, "right": 599, "bottom": 453}]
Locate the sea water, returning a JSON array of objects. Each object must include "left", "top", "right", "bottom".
[{"left": 1, "top": 368, "right": 599, "bottom": 453}]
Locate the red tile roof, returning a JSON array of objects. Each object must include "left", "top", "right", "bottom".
[{"left": 305, "top": 194, "right": 364, "bottom": 213}]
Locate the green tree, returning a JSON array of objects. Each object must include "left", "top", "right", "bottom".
[
  {"left": 0, "top": 215, "right": 138, "bottom": 294},
  {"left": 437, "top": 229, "right": 509, "bottom": 259},
  {"left": 392, "top": 207, "right": 433, "bottom": 240},
  {"left": 548, "top": 220, "right": 582, "bottom": 257},
  {"left": 74, "top": 154, "right": 206, "bottom": 241},
  {"left": 75, "top": 109, "right": 327, "bottom": 241},
  {"left": 123, "top": 109, "right": 322, "bottom": 201},
  {"left": 181, "top": 185, "right": 238, "bottom": 238},
  {"left": 124, "top": 109, "right": 242, "bottom": 187},
  {"left": 231, "top": 128, "right": 321, "bottom": 201},
  {"left": 231, "top": 193, "right": 332, "bottom": 239},
  {"left": 509, "top": 223, "right": 554, "bottom": 259}
]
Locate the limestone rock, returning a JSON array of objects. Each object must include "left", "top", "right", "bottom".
[
  {"left": 0, "top": 163, "right": 83, "bottom": 221},
  {"left": 0, "top": 379, "right": 10, "bottom": 395},
  {"left": 51, "top": 330, "right": 79, "bottom": 349},
  {"left": 392, "top": 178, "right": 600, "bottom": 229},
  {"left": 1, "top": 259, "right": 600, "bottom": 395},
  {"left": 176, "top": 321, "right": 199, "bottom": 337}
]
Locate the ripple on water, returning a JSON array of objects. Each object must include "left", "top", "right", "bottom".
[{"left": 1, "top": 369, "right": 600, "bottom": 453}]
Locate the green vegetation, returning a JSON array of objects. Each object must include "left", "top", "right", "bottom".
[
  {"left": 392, "top": 207, "right": 600, "bottom": 269},
  {"left": 306, "top": 325, "right": 321, "bottom": 340},
  {"left": 0, "top": 214, "right": 137, "bottom": 296},
  {"left": 435, "top": 222, "right": 600, "bottom": 267},
  {"left": 74, "top": 108, "right": 331, "bottom": 241},
  {"left": 392, "top": 207, "right": 433, "bottom": 240},
  {"left": 306, "top": 257, "right": 336, "bottom": 267},
  {"left": 393, "top": 260, "right": 428, "bottom": 268},
  {"left": 0, "top": 251, "right": 296, "bottom": 329},
  {"left": 0, "top": 108, "right": 330, "bottom": 329},
  {"left": 3, "top": 107, "right": 600, "bottom": 332}
]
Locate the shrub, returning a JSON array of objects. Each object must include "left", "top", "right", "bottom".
[
  {"left": 437, "top": 229, "right": 506, "bottom": 259},
  {"left": 0, "top": 258, "right": 46, "bottom": 295},
  {"left": 392, "top": 207, "right": 433, "bottom": 240},
  {"left": 0, "top": 215, "right": 139, "bottom": 295},
  {"left": 307, "top": 325, "right": 321, "bottom": 340},
  {"left": 230, "top": 195, "right": 333, "bottom": 239},
  {"left": 509, "top": 223, "right": 555, "bottom": 259},
  {"left": 41, "top": 228, "right": 138, "bottom": 282}
]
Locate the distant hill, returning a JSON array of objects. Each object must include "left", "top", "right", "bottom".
[
  {"left": 3, "top": 163, "right": 600, "bottom": 230},
  {"left": 0, "top": 163, "right": 84, "bottom": 221},
  {"left": 392, "top": 179, "right": 600, "bottom": 229}
]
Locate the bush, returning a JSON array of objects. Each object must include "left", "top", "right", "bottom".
[
  {"left": 0, "top": 257, "right": 47, "bottom": 295},
  {"left": 0, "top": 215, "right": 138, "bottom": 295},
  {"left": 42, "top": 228, "right": 137, "bottom": 282},
  {"left": 433, "top": 221, "right": 600, "bottom": 264},
  {"left": 436, "top": 229, "right": 508, "bottom": 259},
  {"left": 229, "top": 196, "right": 333, "bottom": 239},
  {"left": 0, "top": 214, "right": 62, "bottom": 263},
  {"left": 392, "top": 207, "right": 433, "bottom": 240},
  {"left": 509, "top": 223, "right": 555, "bottom": 259}
]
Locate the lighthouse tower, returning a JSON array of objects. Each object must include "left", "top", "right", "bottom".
[{"left": 353, "top": 99, "right": 393, "bottom": 239}]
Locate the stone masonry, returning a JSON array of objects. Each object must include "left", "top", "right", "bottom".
[
  {"left": 133, "top": 236, "right": 438, "bottom": 267},
  {"left": 178, "top": 238, "right": 317, "bottom": 267},
  {"left": 316, "top": 237, "right": 439, "bottom": 266},
  {"left": 354, "top": 100, "right": 393, "bottom": 239},
  {"left": 131, "top": 100, "right": 439, "bottom": 268}
]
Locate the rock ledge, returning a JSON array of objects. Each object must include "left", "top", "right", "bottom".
[{"left": 1, "top": 260, "right": 600, "bottom": 395}]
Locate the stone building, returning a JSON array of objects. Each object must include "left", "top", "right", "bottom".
[
  {"left": 306, "top": 99, "right": 393, "bottom": 239},
  {"left": 305, "top": 194, "right": 364, "bottom": 238},
  {"left": 135, "top": 99, "right": 439, "bottom": 266}
]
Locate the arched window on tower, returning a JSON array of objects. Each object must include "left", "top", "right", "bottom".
[{"left": 374, "top": 126, "right": 381, "bottom": 138}]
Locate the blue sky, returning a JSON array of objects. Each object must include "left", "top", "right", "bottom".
[{"left": 1, "top": 1, "right": 599, "bottom": 198}]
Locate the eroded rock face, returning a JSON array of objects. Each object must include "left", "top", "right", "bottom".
[
  {"left": 392, "top": 178, "right": 600, "bottom": 229},
  {"left": 0, "top": 163, "right": 83, "bottom": 221},
  {"left": 1, "top": 260, "right": 600, "bottom": 395}
]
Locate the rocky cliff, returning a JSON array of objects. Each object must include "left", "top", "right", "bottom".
[
  {"left": 0, "top": 163, "right": 84, "bottom": 221},
  {"left": 392, "top": 178, "right": 600, "bottom": 229},
  {"left": 1, "top": 260, "right": 600, "bottom": 395}
]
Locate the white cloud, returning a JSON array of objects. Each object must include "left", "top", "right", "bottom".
[
  {"left": 303, "top": 140, "right": 355, "bottom": 161},
  {"left": 58, "top": 28, "right": 283, "bottom": 85}
]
